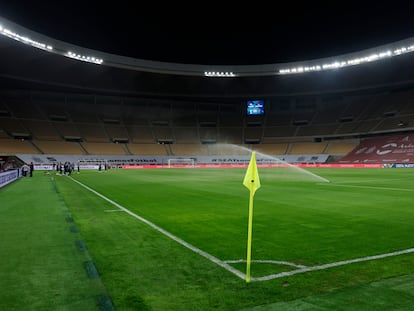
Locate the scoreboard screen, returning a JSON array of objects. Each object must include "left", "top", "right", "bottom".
[{"left": 246, "top": 100, "right": 264, "bottom": 115}]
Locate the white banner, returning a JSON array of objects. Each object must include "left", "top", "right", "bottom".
[{"left": 0, "top": 170, "right": 19, "bottom": 188}]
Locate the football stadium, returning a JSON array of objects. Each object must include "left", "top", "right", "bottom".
[{"left": 1, "top": 8, "right": 414, "bottom": 311}]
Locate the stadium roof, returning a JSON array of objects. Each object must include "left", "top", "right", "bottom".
[
  {"left": 1, "top": 2, "right": 414, "bottom": 66},
  {"left": 1, "top": 2, "right": 414, "bottom": 97}
]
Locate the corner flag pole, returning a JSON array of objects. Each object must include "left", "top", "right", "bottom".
[
  {"left": 246, "top": 183, "right": 254, "bottom": 282},
  {"left": 243, "top": 151, "right": 261, "bottom": 283}
]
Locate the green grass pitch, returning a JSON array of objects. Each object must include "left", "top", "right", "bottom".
[{"left": 1, "top": 167, "right": 413, "bottom": 310}]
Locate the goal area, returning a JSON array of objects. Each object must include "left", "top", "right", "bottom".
[{"left": 167, "top": 158, "right": 195, "bottom": 168}]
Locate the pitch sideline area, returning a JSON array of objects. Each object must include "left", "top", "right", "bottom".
[{"left": 0, "top": 175, "right": 107, "bottom": 310}]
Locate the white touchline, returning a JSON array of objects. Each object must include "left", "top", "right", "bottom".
[
  {"left": 68, "top": 176, "right": 246, "bottom": 280},
  {"left": 68, "top": 176, "right": 414, "bottom": 283},
  {"left": 252, "top": 248, "right": 414, "bottom": 282}
]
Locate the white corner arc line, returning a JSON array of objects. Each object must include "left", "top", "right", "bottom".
[
  {"left": 252, "top": 247, "right": 414, "bottom": 282},
  {"left": 68, "top": 176, "right": 246, "bottom": 280}
]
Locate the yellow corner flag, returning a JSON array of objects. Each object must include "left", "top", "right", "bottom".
[
  {"left": 243, "top": 151, "right": 261, "bottom": 283},
  {"left": 243, "top": 152, "right": 261, "bottom": 195}
]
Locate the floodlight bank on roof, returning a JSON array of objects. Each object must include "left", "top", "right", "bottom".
[
  {"left": 0, "top": 24, "right": 52, "bottom": 51},
  {"left": 278, "top": 48, "right": 414, "bottom": 74},
  {"left": 0, "top": 19, "right": 102, "bottom": 66},
  {"left": 67, "top": 51, "right": 103, "bottom": 64},
  {"left": 204, "top": 71, "right": 235, "bottom": 77},
  {"left": 1, "top": 16, "right": 414, "bottom": 77}
]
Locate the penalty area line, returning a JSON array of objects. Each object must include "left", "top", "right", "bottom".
[{"left": 68, "top": 176, "right": 246, "bottom": 280}]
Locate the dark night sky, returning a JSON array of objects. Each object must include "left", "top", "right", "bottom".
[{"left": 1, "top": 2, "right": 414, "bottom": 65}]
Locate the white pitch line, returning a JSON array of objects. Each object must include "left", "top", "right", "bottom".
[
  {"left": 68, "top": 176, "right": 246, "bottom": 280},
  {"left": 224, "top": 259, "right": 307, "bottom": 268},
  {"left": 104, "top": 209, "right": 124, "bottom": 212},
  {"left": 252, "top": 248, "right": 414, "bottom": 282},
  {"left": 318, "top": 183, "right": 414, "bottom": 192}
]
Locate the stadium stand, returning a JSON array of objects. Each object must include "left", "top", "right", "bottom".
[
  {"left": 218, "top": 127, "right": 243, "bottom": 144},
  {"left": 33, "top": 140, "right": 85, "bottom": 155},
  {"left": 338, "top": 134, "right": 414, "bottom": 164},
  {"left": 53, "top": 122, "right": 82, "bottom": 139},
  {"left": 171, "top": 144, "right": 208, "bottom": 156},
  {"left": 153, "top": 125, "right": 174, "bottom": 142},
  {"left": 1, "top": 117, "right": 29, "bottom": 137},
  {"left": 253, "top": 143, "right": 289, "bottom": 155},
  {"left": 126, "top": 126, "right": 154, "bottom": 143},
  {"left": 263, "top": 125, "right": 296, "bottom": 139},
  {"left": 2, "top": 86, "right": 414, "bottom": 161},
  {"left": 0, "top": 139, "right": 40, "bottom": 154},
  {"left": 82, "top": 142, "right": 127, "bottom": 155},
  {"left": 128, "top": 143, "right": 167, "bottom": 156},
  {"left": 208, "top": 144, "right": 250, "bottom": 156},
  {"left": 105, "top": 124, "right": 129, "bottom": 141},
  {"left": 199, "top": 127, "right": 217, "bottom": 143},
  {"left": 323, "top": 140, "right": 360, "bottom": 155},
  {"left": 173, "top": 127, "right": 200, "bottom": 143},
  {"left": 20, "top": 120, "right": 61, "bottom": 141},
  {"left": 76, "top": 124, "right": 109, "bottom": 142},
  {"left": 289, "top": 142, "right": 327, "bottom": 155}
]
